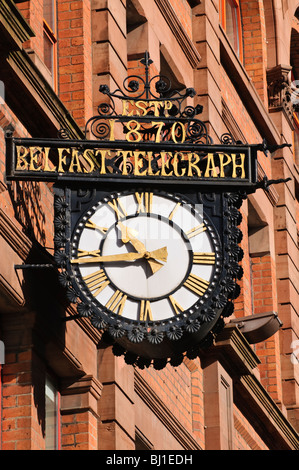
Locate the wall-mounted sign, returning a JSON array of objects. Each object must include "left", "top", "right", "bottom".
[
  {"left": 7, "top": 138, "right": 257, "bottom": 187},
  {"left": 6, "top": 53, "right": 290, "bottom": 369}
]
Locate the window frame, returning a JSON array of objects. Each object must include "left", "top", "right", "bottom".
[
  {"left": 43, "top": 0, "right": 58, "bottom": 90},
  {"left": 45, "top": 374, "right": 61, "bottom": 450},
  {"left": 220, "top": 0, "right": 243, "bottom": 63}
]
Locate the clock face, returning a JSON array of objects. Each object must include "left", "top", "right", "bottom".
[{"left": 69, "top": 190, "right": 221, "bottom": 324}]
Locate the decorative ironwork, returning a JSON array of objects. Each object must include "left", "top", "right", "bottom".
[{"left": 81, "top": 52, "right": 213, "bottom": 145}]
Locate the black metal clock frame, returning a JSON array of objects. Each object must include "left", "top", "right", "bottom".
[{"left": 53, "top": 184, "right": 245, "bottom": 369}]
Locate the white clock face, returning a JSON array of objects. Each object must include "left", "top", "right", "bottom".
[{"left": 70, "top": 191, "right": 220, "bottom": 323}]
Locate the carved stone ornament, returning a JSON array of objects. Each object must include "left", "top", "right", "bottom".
[{"left": 267, "top": 64, "right": 295, "bottom": 123}]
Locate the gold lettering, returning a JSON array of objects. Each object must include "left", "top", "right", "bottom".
[
  {"left": 147, "top": 151, "right": 160, "bottom": 176},
  {"left": 58, "top": 148, "right": 69, "bottom": 173},
  {"left": 173, "top": 153, "right": 186, "bottom": 177},
  {"left": 186, "top": 223, "right": 207, "bottom": 239},
  {"left": 29, "top": 147, "right": 43, "bottom": 171},
  {"left": 163, "top": 101, "right": 172, "bottom": 117},
  {"left": 193, "top": 252, "right": 215, "bottom": 265},
  {"left": 184, "top": 273, "right": 209, "bottom": 296},
  {"left": 140, "top": 300, "right": 153, "bottom": 321},
  {"left": 219, "top": 153, "right": 232, "bottom": 178},
  {"left": 133, "top": 151, "right": 147, "bottom": 176},
  {"left": 232, "top": 153, "right": 246, "bottom": 178},
  {"left": 122, "top": 100, "right": 134, "bottom": 117},
  {"left": 160, "top": 152, "right": 173, "bottom": 176},
  {"left": 82, "top": 150, "right": 95, "bottom": 173},
  {"left": 187, "top": 153, "right": 201, "bottom": 177},
  {"left": 83, "top": 270, "right": 110, "bottom": 297},
  {"left": 43, "top": 147, "right": 56, "bottom": 172},
  {"left": 204, "top": 153, "right": 218, "bottom": 178},
  {"left": 69, "top": 150, "right": 83, "bottom": 173},
  {"left": 85, "top": 220, "right": 108, "bottom": 233},
  {"left": 95, "top": 149, "right": 109, "bottom": 174},
  {"left": 135, "top": 192, "right": 153, "bottom": 213},
  {"left": 148, "top": 101, "right": 163, "bottom": 117},
  {"left": 169, "top": 296, "right": 184, "bottom": 315},
  {"left": 169, "top": 202, "right": 181, "bottom": 221},
  {"left": 16, "top": 146, "right": 29, "bottom": 170},
  {"left": 76, "top": 249, "right": 101, "bottom": 258},
  {"left": 109, "top": 119, "right": 115, "bottom": 141},
  {"left": 135, "top": 101, "right": 148, "bottom": 116},
  {"left": 106, "top": 290, "right": 127, "bottom": 316},
  {"left": 119, "top": 150, "right": 133, "bottom": 176},
  {"left": 108, "top": 198, "right": 128, "bottom": 220}
]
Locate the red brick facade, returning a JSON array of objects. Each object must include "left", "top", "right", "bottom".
[{"left": 0, "top": 0, "right": 298, "bottom": 451}]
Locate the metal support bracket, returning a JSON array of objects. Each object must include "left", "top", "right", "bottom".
[{"left": 14, "top": 264, "right": 56, "bottom": 270}]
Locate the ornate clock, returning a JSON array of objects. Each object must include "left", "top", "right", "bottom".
[
  {"left": 6, "top": 52, "right": 288, "bottom": 369},
  {"left": 54, "top": 187, "right": 244, "bottom": 369}
]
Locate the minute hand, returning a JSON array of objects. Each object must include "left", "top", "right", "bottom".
[{"left": 71, "top": 247, "right": 168, "bottom": 265}]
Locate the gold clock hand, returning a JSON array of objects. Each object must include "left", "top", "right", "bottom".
[
  {"left": 118, "top": 222, "right": 146, "bottom": 252},
  {"left": 71, "top": 252, "right": 145, "bottom": 264},
  {"left": 118, "top": 222, "right": 139, "bottom": 243},
  {"left": 144, "top": 246, "right": 168, "bottom": 262},
  {"left": 71, "top": 247, "right": 168, "bottom": 265}
]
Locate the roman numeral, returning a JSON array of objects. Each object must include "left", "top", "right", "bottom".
[
  {"left": 186, "top": 223, "right": 207, "bottom": 239},
  {"left": 108, "top": 198, "right": 128, "bottom": 220},
  {"left": 168, "top": 202, "right": 181, "bottom": 221},
  {"left": 85, "top": 220, "right": 108, "bottom": 234},
  {"left": 135, "top": 192, "right": 153, "bottom": 213},
  {"left": 140, "top": 300, "right": 153, "bottom": 321},
  {"left": 184, "top": 273, "right": 209, "bottom": 296},
  {"left": 106, "top": 290, "right": 127, "bottom": 316},
  {"left": 168, "top": 295, "right": 184, "bottom": 315},
  {"left": 76, "top": 249, "right": 101, "bottom": 258},
  {"left": 193, "top": 252, "right": 215, "bottom": 265},
  {"left": 83, "top": 270, "right": 110, "bottom": 296}
]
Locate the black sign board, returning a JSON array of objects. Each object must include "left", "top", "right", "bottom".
[{"left": 6, "top": 136, "right": 258, "bottom": 189}]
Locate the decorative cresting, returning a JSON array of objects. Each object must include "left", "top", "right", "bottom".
[{"left": 82, "top": 51, "right": 211, "bottom": 146}]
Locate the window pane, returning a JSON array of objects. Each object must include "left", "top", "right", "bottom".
[
  {"left": 45, "top": 377, "right": 58, "bottom": 450},
  {"left": 225, "top": 0, "right": 241, "bottom": 58},
  {"left": 44, "top": 0, "right": 55, "bottom": 32},
  {"left": 44, "top": 31, "right": 54, "bottom": 75}
]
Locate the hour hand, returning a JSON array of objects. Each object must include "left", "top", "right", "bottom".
[
  {"left": 118, "top": 222, "right": 139, "bottom": 244},
  {"left": 118, "top": 222, "right": 146, "bottom": 252}
]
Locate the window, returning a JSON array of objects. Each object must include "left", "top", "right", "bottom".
[
  {"left": 43, "top": 0, "right": 57, "bottom": 89},
  {"left": 45, "top": 376, "right": 61, "bottom": 450},
  {"left": 220, "top": 0, "right": 243, "bottom": 61}
]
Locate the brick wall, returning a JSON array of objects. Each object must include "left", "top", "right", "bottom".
[
  {"left": 57, "top": 0, "right": 93, "bottom": 128},
  {"left": 242, "top": 0, "right": 268, "bottom": 105}
]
